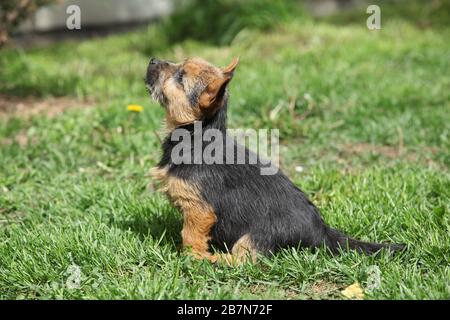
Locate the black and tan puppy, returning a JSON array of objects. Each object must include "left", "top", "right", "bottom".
[{"left": 146, "top": 57, "right": 404, "bottom": 263}]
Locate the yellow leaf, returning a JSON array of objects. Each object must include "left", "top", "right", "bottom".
[
  {"left": 127, "top": 104, "right": 144, "bottom": 112},
  {"left": 341, "top": 282, "right": 365, "bottom": 300}
]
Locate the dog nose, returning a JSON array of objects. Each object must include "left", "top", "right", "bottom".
[
  {"left": 146, "top": 58, "right": 162, "bottom": 85},
  {"left": 147, "top": 58, "right": 159, "bottom": 77},
  {"left": 149, "top": 57, "right": 160, "bottom": 65}
]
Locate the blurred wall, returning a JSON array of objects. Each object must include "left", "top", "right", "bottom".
[
  {"left": 21, "top": 0, "right": 174, "bottom": 32},
  {"left": 309, "top": 0, "right": 362, "bottom": 17},
  {"left": 19, "top": 0, "right": 366, "bottom": 33}
]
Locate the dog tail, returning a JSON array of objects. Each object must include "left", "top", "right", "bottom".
[{"left": 324, "top": 227, "right": 406, "bottom": 255}]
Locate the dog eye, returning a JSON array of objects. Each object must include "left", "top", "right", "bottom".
[{"left": 174, "top": 70, "right": 184, "bottom": 86}]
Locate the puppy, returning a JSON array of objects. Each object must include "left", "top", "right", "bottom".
[{"left": 146, "top": 57, "right": 404, "bottom": 264}]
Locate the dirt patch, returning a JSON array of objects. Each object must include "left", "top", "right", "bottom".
[
  {"left": 344, "top": 143, "right": 403, "bottom": 159},
  {"left": 0, "top": 94, "right": 95, "bottom": 119},
  {"left": 247, "top": 283, "right": 302, "bottom": 299},
  {"left": 1, "top": 130, "right": 37, "bottom": 147},
  {"left": 341, "top": 142, "right": 439, "bottom": 164},
  {"left": 306, "top": 280, "right": 341, "bottom": 299},
  {"left": 329, "top": 142, "right": 446, "bottom": 173},
  {"left": 282, "top": 141, "right": 444, "bottom": 178},
  {"left": 0, "top": 207, "right": 27, "bottom": 225},
  {"left": 247, "top": 280, "right": 341, "bottom": 299}
]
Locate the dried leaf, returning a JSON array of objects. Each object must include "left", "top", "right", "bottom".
[{"left": 341, "top": 282, "right": 365, "bottom": 300}]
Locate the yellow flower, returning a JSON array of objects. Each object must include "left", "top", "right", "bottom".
[{"left": 127, "top": 104, "right": 144, "bottom": 112}]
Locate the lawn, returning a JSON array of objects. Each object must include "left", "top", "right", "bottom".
[{"left": 0, "top": 1, "right": 449, "bottom": 299}]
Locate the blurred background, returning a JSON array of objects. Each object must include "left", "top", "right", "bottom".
[
  {"left": 0, "top": 0, "right": 449, "bottom": 173},
  {"left": 1, "top": 0, "right": 449, "bottom": 138},
  {"left": 0, "top": 0, "right": 447, "bottom": 45},
  {"left": 0, "top": 0, "right": 449, "bottom": 300},
  {"left": 2, "top": 0, "right": 449, "bottom": 47}
]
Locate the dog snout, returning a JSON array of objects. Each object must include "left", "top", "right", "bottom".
[
  {"left": 146, "top": 57, "right": 162, "bottom": 85},
  {"left": 149, "top": 57, "right": 160, "bottom": 65},
  {"left": 147, "top": 57, "right": 171, "bottom": 81},
  {"left": 148, "top": 57, "right": 169, "bottom": 68},
  {"left": 147, "top": 57, "right": 160, "bottom": 73}
]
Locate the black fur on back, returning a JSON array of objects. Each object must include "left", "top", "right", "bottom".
[{"left": 157, "top": 99, "right": 405, "bottom": 255}]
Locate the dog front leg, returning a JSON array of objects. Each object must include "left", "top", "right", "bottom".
[{"left": 181, "top": 206, "right": 217, "bottom": 261}]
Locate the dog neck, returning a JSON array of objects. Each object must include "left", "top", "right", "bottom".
[
  {"left": 157, "top": 99, "right": 229, "bottom": 168},
  {"left": 177, "top": 99, "right": 228, "bottom": 134}
]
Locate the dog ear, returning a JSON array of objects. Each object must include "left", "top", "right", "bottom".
[
  {"left": 222, "top": 57, "right": 239, "bottom": 77},
  {"left": 199, "top": 57, "right": 239, "bottom": 110},
  {"left": 199, "top": 76, "right": 231, "bottom": 110}
]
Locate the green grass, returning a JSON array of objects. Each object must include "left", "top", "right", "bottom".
[{"left": 0, "top": 1, "right": 449, "bottom": 299}]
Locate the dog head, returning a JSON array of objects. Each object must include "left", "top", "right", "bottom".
[{"left": 145, "top": 57, "right": 239, "bottom": 129}]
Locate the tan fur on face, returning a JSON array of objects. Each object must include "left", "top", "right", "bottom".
[
  {"left": 163, "top": 77, "right": 201, "bottom": 131},
  {"left": 157, "top": 58, "right": 227, "bottom": 131},
  {"left": 183, "top": 58, "right": 222, "bottom": 83}
]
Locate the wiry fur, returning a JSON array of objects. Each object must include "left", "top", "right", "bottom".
[{"left": 145, "top": 57, "right": 405, "bottom": 263}]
